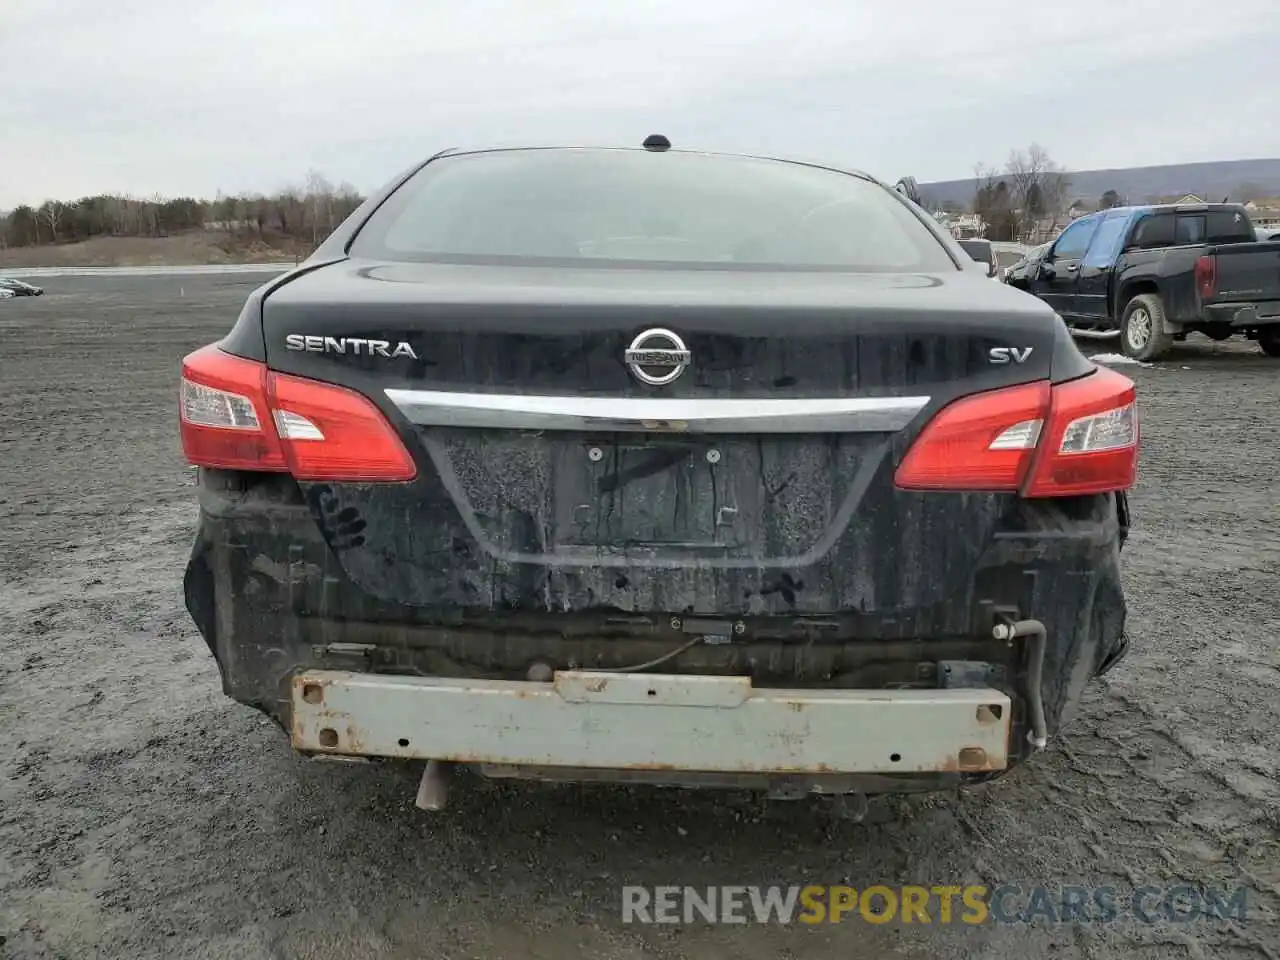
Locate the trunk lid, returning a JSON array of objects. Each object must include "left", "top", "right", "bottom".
[{"left": 259, "top": 259, "right": 1064, "bottom": 616}]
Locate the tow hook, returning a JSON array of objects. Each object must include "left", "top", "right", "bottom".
[{"left": 992, "top": 619, "right": 1049, "bottom": 751}]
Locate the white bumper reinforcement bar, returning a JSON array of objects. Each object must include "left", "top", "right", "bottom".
[{"left": 291, "top": 671, "right": 1012, "bottom": 774}]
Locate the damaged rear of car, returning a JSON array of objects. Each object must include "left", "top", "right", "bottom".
[{"left": 181, "top": 145, "right": 1137, "bottom": 808}]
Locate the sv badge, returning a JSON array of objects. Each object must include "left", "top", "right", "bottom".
[{"left": 988, "top": 346, "right": 1034, "bottom": 364}]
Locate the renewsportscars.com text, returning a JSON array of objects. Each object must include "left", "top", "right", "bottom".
[{"left": 621, "top": 884, "right": 1249, "bottom": 926}]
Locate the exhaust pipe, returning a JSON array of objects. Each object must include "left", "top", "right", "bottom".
[{"left": 414, "top": 760, "right": 453, "bottom": 811}]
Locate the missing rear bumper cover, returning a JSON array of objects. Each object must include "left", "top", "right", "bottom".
[{"left": 289, "top": 670, "right": 1012, "bottom": 776}]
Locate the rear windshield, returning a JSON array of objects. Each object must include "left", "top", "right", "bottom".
[
  {"left": 1176, "top": 210, "right": 1254, "bottom": 245},
  {"left": 349, "top": 149, "right": 957, "bottom": 272},
  {"left": 1131, "top": 209, "right": 1255, "bottom": 249}
]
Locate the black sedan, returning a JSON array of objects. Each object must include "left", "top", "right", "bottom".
[
  {"left": 177, "top": 138, "right": 1139, "bottom": 808},
  {"left": 0, "top": 278, "right": 44, "bottom": 297}
]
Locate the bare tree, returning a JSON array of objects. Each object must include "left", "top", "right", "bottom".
[
  {"left": 41, "top": 200, "right": 65, "bottom": 243},
  {"left": 971, "top": 163, "right": 1018, "bottom": 240},
  {"left": 971, "top": 163, "right": 998, "bottom": 214},
  {"left": 275, "top": 186, "right": 301, "bottom": 236},
  {"left": 149, "top": 192, "right": 168, "bottom": 236},
  {"left": 1005, "top": 144, "right": 1071, "bottom": 240},
  {"left": 251, "top": 193, "right": 269, "bottom": 235},
  {"left": 305, "top": 170, "right": 334, "bottom": 246},
  {"left": 4, "top": 174, "right": 368, "bottom": 252}
]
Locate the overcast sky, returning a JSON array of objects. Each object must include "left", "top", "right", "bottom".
[{"left": 1, "top": 0, "right": 1276, "bottom": 207}]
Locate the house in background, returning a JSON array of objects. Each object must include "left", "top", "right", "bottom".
[
  {"left": 930, "top": 211, "right": 988, "bottom": 239},
  {"left": 1244, "top": 200, "right": 1280, "bottom": 230},
  {"left": 1024, "top": 217, "right": 1063, "bottom": 245},
  {"left": 947, "top": 213, "right": 986, "bottom": 239},
  {"left": 1149, "top": 193, "right": 1206, "bottom": 205}
]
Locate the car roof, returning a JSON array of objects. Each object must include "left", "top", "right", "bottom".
[
  {"left": 1089, "top": 201, "right": 1249, "bottom": 218},
  {"left": 429, "top": 144, "right": 882, "bottom": 185}
]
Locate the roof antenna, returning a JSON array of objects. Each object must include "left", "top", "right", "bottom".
[{"left": 643, "top": 134, "right": 671, "bottom": 152}]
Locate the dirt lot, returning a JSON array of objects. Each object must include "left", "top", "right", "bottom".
[
  {"left": 0, "top": 235, "right": 305, "bottom": 270},
  {"left": 1, "top": 275, "right": 1278, "bottom": 960}
]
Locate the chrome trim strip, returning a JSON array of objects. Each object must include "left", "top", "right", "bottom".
[{"left": 385, "top": 389, "right": 930, "bottom": 433}]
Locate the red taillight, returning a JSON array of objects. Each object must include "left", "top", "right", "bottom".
[
  {"left": 895, "top": 367, "right": 1138, "bottom": 497},
  {"left": 1194, "top": 254, "right": 1217, "bottom": 299},
  {"left": 180, "top": 347, "right": 287, "bottom": 472},
  {"left": 895, "top": 381, "right": 1051, "bottom": 491},
  {"left": 266, "top": 370, "right": 417, "bottom": 481},
  {"left": 1022, "top": 366, "right": 1138, "bottom": 498},
  {"left": 180, "top": 345, "right": 416, "bottom": 482}
]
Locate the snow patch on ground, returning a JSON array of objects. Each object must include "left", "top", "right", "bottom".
[{"left": 1089, "top": 352, "right": 1153, "bottom": 367}]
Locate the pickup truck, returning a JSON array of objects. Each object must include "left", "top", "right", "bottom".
[{"left": 1009, "top": 203, "right": 1280, "bottom": 360}]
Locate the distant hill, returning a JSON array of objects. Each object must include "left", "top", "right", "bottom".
[{"left": 921, "top": 158, "right": 1280, "bottom": 209}]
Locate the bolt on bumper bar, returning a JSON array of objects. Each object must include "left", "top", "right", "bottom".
[{"left": 291, "top": 670, "right": 1012, "bottom": 775}]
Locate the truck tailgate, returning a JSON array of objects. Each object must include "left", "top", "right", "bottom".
[{"left": 1205, "top": 241, "right": 1280, "bottom": 308}]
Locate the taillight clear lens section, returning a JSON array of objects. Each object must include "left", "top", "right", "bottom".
[
  {"left": 896, "top": 367, "right": 1138, "bottom": 497},
  {"left": 989, "top": 418, "right": 1043, "bottom": 450},
  {"left": 1023, "top": 367, "right": 1138, "bottom": 498},
  {"left": 181, "top": 379, "right": 261, "bottom": 430},
  {"left": 272, "top": 409, "right": 324, "bottom": 441},
  {"left": 180, "top": 347, "right": 286, "bottom": 472},
  {"left": 1059, "top": 403, "right": 1136, "bottom": 454},
  {"left": 179, "top": 345, "right": 416, "bottom": 482}
]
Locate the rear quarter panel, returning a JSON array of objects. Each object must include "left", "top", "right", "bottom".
[{"left": 1112, "top": 248, "right": 1201, "bottom": 322}]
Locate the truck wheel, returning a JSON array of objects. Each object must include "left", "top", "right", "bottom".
[
  {"left": 1120, "top": 294, "right": 1174, "bottom": 361},
  {"left": 1259, "top": 328, "right": 1280, "bottom": 357}
]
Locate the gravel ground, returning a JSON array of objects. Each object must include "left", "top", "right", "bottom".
[{"left": 1, "top": 275, "right": 1278, "bottom": 960}]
